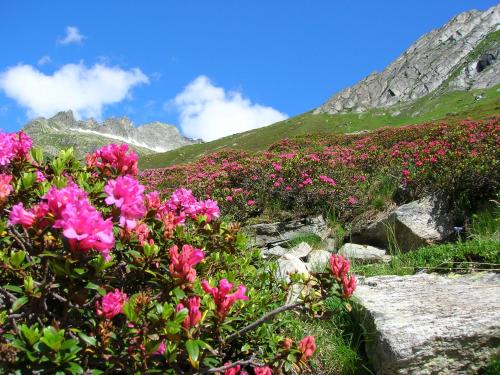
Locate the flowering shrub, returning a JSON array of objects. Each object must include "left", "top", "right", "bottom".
[
  {"left": 0, "top": 133, "right": 355, "bottom": 374},
  {"left": 141, "top": 118, "right": 500, "bottom": 222}
]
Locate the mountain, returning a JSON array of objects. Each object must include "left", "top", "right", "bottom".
[
  {"left": 23, "top": 110, "right": 200, "bottom": 159},
  {"left": 140, "top": 5, "right": 500, "bottom": 169},
  {"left": 315, "top": 4, "right": 499, "bottom": 114}
]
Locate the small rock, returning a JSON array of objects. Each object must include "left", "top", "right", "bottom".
[
  {"left": 277, "top": 254, "right": 310, "bottom": 282},
  {"left": 338, "top": 243, "right": 390, "bottom": 264},
  {"left": 289, "top": 242, "right": 312, "bottom": 259},
  {"left": 306, "top": 250, "right": 331, "bottom": 271},
  {"left": 263, "top": 246, "right": 288, "bottom": 257}
]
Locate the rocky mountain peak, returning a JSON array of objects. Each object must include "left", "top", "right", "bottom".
[
  {"left": 23, "top": 111, "right": 200, "bottom": 158},
  {"left": 315, "top": 4, "right": 500, "bottom": 114}
]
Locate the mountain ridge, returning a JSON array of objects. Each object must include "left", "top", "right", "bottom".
[
  {"left": 23, "top": 110, "right": 201, "bottom": 158},
  {"left": 314, "top": 4, "right": 500, "bottom": 114}
]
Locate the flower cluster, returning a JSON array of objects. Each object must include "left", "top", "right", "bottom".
[
  {"left": 201, "top": 279, "right": 249, "bottom": 321},
  {"left": 168, "top": 244, "right": 205, "bottom": 283},
  {"left": 0, "top": 130, "right": 32, "bottom": 166},
  {"left": 329, "top": 254, "right": 357, "bottom": 299},
  {"left": 105, "top": 175, "right": 146, "bottom": 229},
  {"left": 86, "top": 143, "right": 138, "bottom": 176},
  {"left": 96, "top": 289, "right": 128, "bottom": 319}
]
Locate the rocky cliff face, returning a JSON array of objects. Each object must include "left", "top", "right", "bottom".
[
  {"left": 23, "top": 111, "right": 200, "bottom": 158},
  {"left": 315, "top": 4, "right": 500, "bottom": 114}
]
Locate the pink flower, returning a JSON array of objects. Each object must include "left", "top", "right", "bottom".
[
  {"left": 168, "top": 244, "right": 204, "bottom": 283},
  {"left": 196, "top": 199, "right": 220, "bottom": 222},
  {"left": 0, "top": 131, "right": 32, "bottom": 166},
  {"left": 176, "top": 296, "right": 202, "bottom": 329},
  {"left": 96, "top": 289, "right": 128, "bottom": 319},
  {"left": 35, "top": 171, "right": 46, "bottom": 182},
  {"left": 342, "top": 274, "right": 357, "bottom": 299},
  {"left": 201, "top": 278, "right": 248, "bottom": 321},
  {"left": 145, "top": 191, "right": 161, "bottom": 211},
  {"left": 254, "top": 366, "right": 272, "bottom": 375},
  {"left": 86, "top": 144, "right": 138, "bottom": 176},
  {"left": 105, "top": 176, "right": 146, "bottom": 229},
  {"left": 224, "top": 364, "right": 241, "bottom": 375},
  {"left": 402, "top": 169, "right": 411, "bottom": 177},
  {"left": 298, "top": 336, "right": 316, "bottom": 361},
  {"left": 8, "top": 203, "right": 35, "bottom": 227},
  {"left": 153, "top": 340, "right": 166, "bottom": 355},
  {"left": 0, "top": 174, "right": 13, "bottom": 202},
  {"left": 226, "top": 195, "right": 233, "bottom": 202},
  {"left": 45, "top": 184, "right": 114, "bottom": 259},
  {"left": 318, "top": 175, "right": 336, "bottom": 186},
  {"left": 347, "top": 196, "right": 357, "bottom": 205},
  {"left": 329, "top": 254, "right": 350, "bottom": 280},
  {"left": 247, "top": 200, "right": 255, "bottom": 206}
]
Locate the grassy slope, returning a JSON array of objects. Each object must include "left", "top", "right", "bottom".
[{"left": 140, "top": 85, "right": 500, "bottom": 169}]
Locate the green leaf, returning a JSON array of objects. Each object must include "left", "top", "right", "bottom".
[
  {"left": 10, "top": 251, "right": 26, "bottom": 268},
  {"left": 66, "top": 362, "right": 84, "bottom": 375},
  {"left": 4, "top": 284, "right": 23, "bottom": 293},
  {"left": 20, "top": 324, "right": 40, "bottom": 346},
  {"left": 21, "top": 172, "right": 36, "bottom": 189},
  {"left": 30, "top": 147, "right": 44, "bottom": 164},
  {"left": 78, "top": 332, "right": 97, "bottom": 347},
  {"left": 185, "top": 339, "right": 199, "bottom": 364},
  {"left": 12, "top": 296, "right": 29, "bottom": 312}
]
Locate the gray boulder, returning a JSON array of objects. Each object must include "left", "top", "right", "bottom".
[
  {"left": 352, "top": 194, "right": 454, "bottom": 251},
  {"left": 338, "top": 243, "right": 390, "bottom": 264},
  {"left": 306, "top": 250, "right": 331, "bottom": 271},
  {"left": 245, "top": 215, "right": 329, "bottom": 248},
  {"left": 355, "top": 273, "right": 500, "bottom": 374}
]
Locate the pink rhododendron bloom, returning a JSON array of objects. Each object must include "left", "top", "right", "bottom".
[
  {"left": 8, "top": 203, "right": 35, "bottom": 227},
  {"left": 196, "top": 199, "right": 220, "bottom": 222},
  {"left": 226, "top": 195, "right": 233, "bottom": 202},
  {"left": 298, "top": 335, "right": 316, "bottom": 361},
  {"left": 153, "top": 340, "right": 166, "bottom": 355},
  {"left": 247, "top": 200, "right": 255, "bottom": 206},
  {"left": 0, "top": 131, "right": 32, "bottom": 166},
  {"left": 45, "top": 184, "right": 114, "bottom": 259},
  {"left": 105, "top": 176, "right": 146, "bottom": 229},
  {"left": 133, "top": 223, "right": 150, "bottom": 245},
  {"left": 329, "top": 254, "right": 350, "bottom": 280},
  {"left": 201, "top": 278, "right": 248, "bottom": 321},
  {"left": 35, "top": 171, "right": 46, "bottom": 182},
  {"left": 95, "top": 289, "right": 128, "bottom": 319},
  {"left": 86, "top": 144, "right": 138, "bottom": 176},
  {"left": 342, "top": 274, "right": 357, "bottom": 299},
  {"left": 176, "top": 296, "right": 202, "bottom": 329},
  {"left": 224, "top": 363, "right": 247, "bottom": 375},
  {"left": 347, "top": 196, "right": 357, "bottom": 205},
  {"left": 0, "top": 132, "right": 15, "bottom": 166},
  {"left": 0, "top": 174, "right": 13, "bottom": 202},
  {"left": 254, "top": 366, "right": 272, "bottom": 375},
  {"left": 319, "top": 175, "right": 336, "bottom": 186},
  {"left": 145, "top": 191, "right": 161, "bottom": 211},
  {"left": 168, "top": 244, "right": 205, "bottom": 283}
]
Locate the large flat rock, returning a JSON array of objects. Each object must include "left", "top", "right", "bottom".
[{"left": 355, "top": 273, "right": 500, "bottom": 374}]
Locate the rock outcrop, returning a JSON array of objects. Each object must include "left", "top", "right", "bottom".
[
  {"left": 351, "top": 194, "right": 454, "bottom": 251},
  {"left": 315, "top": 4, "right": 500, "bottom": 115},
  {"left": 244, "top": 215, "right": 329, "bottom": 248},
  {"left": 23, "top": 110, "right": 200, "bottom": 158},
  {"left": 355, "top": 273, "right": 500, "bottom": 374}
]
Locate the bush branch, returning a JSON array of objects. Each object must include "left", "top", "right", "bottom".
[{"left": 224, "top": 301, "right": 303, "bottom": 343}]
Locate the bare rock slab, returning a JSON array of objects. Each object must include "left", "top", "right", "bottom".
[{"left": 355, "top": 273, "right": 500, "bottom": 374}]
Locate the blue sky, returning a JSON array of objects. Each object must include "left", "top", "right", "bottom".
[{"left": 0, "top": 0, "right": 497, "bottom": 139}]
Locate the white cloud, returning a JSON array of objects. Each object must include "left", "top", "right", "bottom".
[
  {"left": 58, "top": 26, "right": 85, "bottom": 45},
  {"left": 37, "top": 55, "right": 52, "bottom": 66},
  {"left": 173, "top": 76, "right": 287, "bottom": 141},
  {"left": 0, "top": 63, "right": 149, "bottom": 119}
]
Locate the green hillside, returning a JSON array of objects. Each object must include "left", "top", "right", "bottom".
[{"left": 140, "top": 85, "right": 500, "bottom": 169}]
